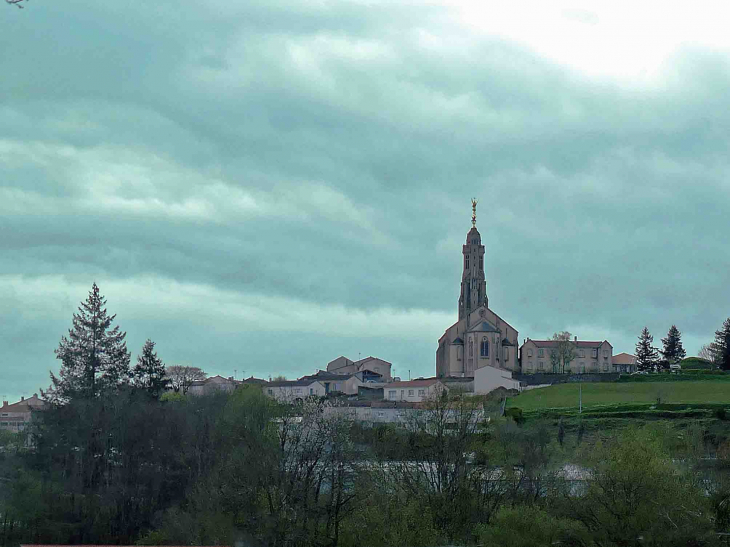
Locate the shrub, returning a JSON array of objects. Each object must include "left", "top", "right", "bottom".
[{"left": 504, "top": 407, "right": 524, "bottom": 424}]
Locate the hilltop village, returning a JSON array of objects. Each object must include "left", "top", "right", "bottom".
[{"left": 1, "top": 202, "right": 636, "bottom": 434}]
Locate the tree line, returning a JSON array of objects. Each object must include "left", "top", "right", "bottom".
[
  {"left": 635, "top": 321, "right": 730, "bottom": 372},
  {"left": 45, "top": 283, "right": 208, "bottom": 404},
  {"left": 3, "top": 383, "right": 730, "bottom": 546}
]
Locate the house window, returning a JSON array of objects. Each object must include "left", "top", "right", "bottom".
[
  {"left": 538, "top": 361, "right": 544, "bottom": 370},
  {"left": 480, "top": 338, "right": 489, "bottom": 357},
  {"left": 603, "top": 364, "right": 609, "bottom": 372},
  {"left": 528, "top": 349, "right": 533, "bottom": 357},
  {"left": 377, "top": 411, "right": 385, "bottom": 418},
  {"left": 408, "top": 389, "right": 414, "bottom": 396},
  {"left": 294, "top": 388, "right": 302, "bottom": 394},
  {"left": 418, "top": 389, "right": 425, "bottom": 396},
  {"left": 603, "top": 350, "right": 609, "bottom": 358},
  {"left": 538, "top": 349, "right": 544, "bottom": 357},
  {"left": 581, "top": 364, "right": 586, "bottom": 374},
  {"left": 593, "top": 349, "right": 598, "bottom": 358},
  {"left": 528, "top": 361, "right": 533, "bottom": 371},
  {"left": 310, "top": 388, "right": 314, "bottom": 395},
  {"left": 465, "top": 255, "right": 470, "bottom": 269},
  {"left": 267, "top": 389, "right": 273, "bottom": 395},
  {"left": 580, "top": 349, "right": 585, "bottom": 358},
  {"left": 388, "top": 390, "right": 396, "bottom": 400}
]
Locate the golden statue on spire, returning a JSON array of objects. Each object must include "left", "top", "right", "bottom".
[{"left": 471, "top": 198, "right": 478, "bottom": 227}]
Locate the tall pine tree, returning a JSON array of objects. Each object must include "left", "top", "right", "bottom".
[
  {"left": 131, "top": 339, "right": 170, "bottom": 397},
  {"left": 713, "top": 318, "right": 730, "bottom": 371},
  {"left": 635, "top": 326, "right": 659, "bottom": 372},
  {"left": 661, "top": 325, "right": 686, "bottom": 366},
  {"left": 48, "top": 282, "right": 131, "bottom": 403}
]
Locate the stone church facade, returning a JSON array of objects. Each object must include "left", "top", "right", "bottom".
[{"left": 436, "top": 202, "right": 520, "bottom": 378}]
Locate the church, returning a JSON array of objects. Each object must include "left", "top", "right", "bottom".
[{"left": 436, "top": 200, "right": 520, "bottom": 378}]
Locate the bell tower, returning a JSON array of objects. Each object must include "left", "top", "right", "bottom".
[{"left": 458, "top": 198, "right": 487, "bottom": 322}]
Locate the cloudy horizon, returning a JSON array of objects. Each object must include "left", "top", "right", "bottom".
[{"left": 2, "top": 0, "right": 730, "bottom": 402}]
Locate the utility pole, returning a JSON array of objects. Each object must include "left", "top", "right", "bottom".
[{"left": 579, "top": 382, "right": 582, "bottom": 414}]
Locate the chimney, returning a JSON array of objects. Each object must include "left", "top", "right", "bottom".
[
  {"left": 2, "top": 401, "right": 7, "bottom": 407},
  {"left": 33, "top": 393, "right": 37, "bottom": 398},
  {"left": 574, "top": 336, "right": 577, "bottom": 342},
  {"left": 228, "top": 376, "right": 233, "bottom": 381},
  {"left": 21, "top": 396, "right": 24, "bottom": 401}
]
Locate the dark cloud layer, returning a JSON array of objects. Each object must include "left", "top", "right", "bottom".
[{"left": 2, "top": 1, "right": 730, "bottom": 401}]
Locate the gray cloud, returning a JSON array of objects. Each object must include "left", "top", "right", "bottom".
[{"left": 1, "top": 0, "right": 729, "bottom": 401}]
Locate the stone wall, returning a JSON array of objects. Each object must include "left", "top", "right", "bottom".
[{"left": 514, "top": 373, "right": 621, "bottom": 386}]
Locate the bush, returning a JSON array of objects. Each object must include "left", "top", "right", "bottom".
[
  {"left": 716, "top": 407, "right": 728, "bottom": 421},
  {"left": 504, "top": 407, "right": 524, "bottom": 424},
  {"left": 474, "top": 507, "right": 587, "bottom": 547}
]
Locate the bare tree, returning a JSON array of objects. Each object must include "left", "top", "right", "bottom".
[
  {"left": 6, "top": 0, "right": 28, "bottom": 8},
  {"left": 264, "top": 398, "right": 359, "bottom": 545},
  {"left": 550, "top": 331, "right": 576, "bottom": 374},
  {"left": 698, "top": 343, "right": 716, "bottom": 363},
  {"left": 165, "top": 365, "right": 207, "bottom": 394}
]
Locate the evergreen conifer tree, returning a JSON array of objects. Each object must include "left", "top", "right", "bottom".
[
  {"left": 713, "top": 318, "right": 730, "bottom": 371},
  {"left": 48, "top": 283, "right": 131, "bottom": 403},
  {"left": 635, "top": 327, "right": 659, "bottom": 372},
  {"left": 660, "top": 325, "right": 686, "bottom": 367},
  {"left": 132, "top": 339, "right": 170, "bottom": 397}
]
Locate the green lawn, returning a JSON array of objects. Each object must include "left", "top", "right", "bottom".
[{"left": 507, "top": 381, "right": 730, "bottom": 412}]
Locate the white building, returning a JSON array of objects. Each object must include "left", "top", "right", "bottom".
[
  {"left": 265, "top": 379, "right": 326, "bottom": 402},
  {"left": 384, "top": 378, "right": 446, "bottom": 403},
  {"left": 473, "top": 364, "right": 522, "bottom": 395}
]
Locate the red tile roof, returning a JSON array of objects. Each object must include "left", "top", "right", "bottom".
[
  {"left": 612, "top": 352, "right": 636, "bottom": 365},
  {"left": 523, "top": 339, "right": 611, "bottom": 349}
]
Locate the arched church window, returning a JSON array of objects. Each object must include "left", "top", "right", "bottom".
[
  {"left": 465, "top": 255, "right": 470, "bottom": 269},
  {"left": 480, "top": 338, "right": 489, "bottom": 357}
]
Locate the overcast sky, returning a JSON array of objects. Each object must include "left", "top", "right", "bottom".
[{"left": 2, "top": 0, "right": 730, "bottom": 402}]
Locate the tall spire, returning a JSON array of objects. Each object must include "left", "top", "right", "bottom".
[{"left": 459, "top": 198, "right": 487, "bottom": 321}]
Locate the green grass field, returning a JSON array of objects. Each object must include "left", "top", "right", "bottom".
[{"left": 507, "top": 381, "right": 730, "bottom": 412}]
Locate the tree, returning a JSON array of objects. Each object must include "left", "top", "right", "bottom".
[
  {"left": 698, "top": 343, "right": 716, "bottom": 363},
  {"left": 714, "top": 318, "right": 730, "bottom": 371},
  {"left": 660, "top": 325, "right": 686, "bottom": 367},
  {"left": 166, "top": 365, "right": 207, "bottom": 394},
  {"left": 47, "top": 282, "right": 131, "bottom": 403},
  {"left": 635, "top": 327, "right": 659, "bottom": 372},
  {"left": 549, "top": 331, "right": 576, "bottom": 374},
  {"left": 131, "top": 339, "right": 170, "bottom": 398}
]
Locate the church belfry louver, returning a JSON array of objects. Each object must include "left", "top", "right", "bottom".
[
  {"left": 436, "top": 200, "right": 519, "bottom": 378},
  {"left": 458, "top": 198, "right": 488, "bottom": 322}
]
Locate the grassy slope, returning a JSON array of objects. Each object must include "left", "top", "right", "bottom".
[{"left": 507, "top": 381, "right": 730, "bottom": 412}]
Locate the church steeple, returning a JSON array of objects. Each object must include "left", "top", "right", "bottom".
[{"left": 458, "top": 199, "right": 487, "bottom": 321}]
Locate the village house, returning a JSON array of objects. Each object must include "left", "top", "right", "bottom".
[
  {"left": 265, "top": 379, "right": 326, "bottom": 402},
  {"left": 326, "top": 356, "right": 393, "bottom": 382},
  {"left": 612, "top": 352, "right": 637, "bottom": 373},
  {"left": 384, "top": 378, "right": 447, "bottom": 403},
  {"left": 187, "top": 375, "right": 242, "bottom": 396},
  {"left": 520, "top": 338, "right": 614, "bottom": 374},
  {"left": 0, "top": 394, "right": 46, "bottom": 433}
]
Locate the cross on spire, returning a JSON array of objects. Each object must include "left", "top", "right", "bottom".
[{"left": 471, "top": 198, "right": 478, "bottom": 227}]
